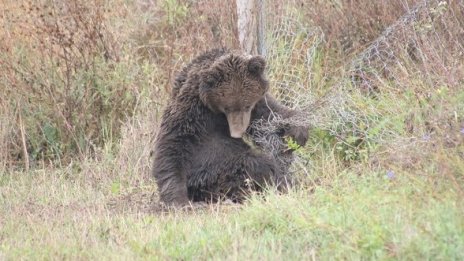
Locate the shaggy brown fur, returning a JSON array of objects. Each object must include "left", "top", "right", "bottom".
[{"left": 152, "top": 48, "right": 308, "bottom": 205}]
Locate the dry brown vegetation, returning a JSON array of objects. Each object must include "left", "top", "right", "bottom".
[{"left": 1, "top": 0, "right": 463, "bottom": 259}]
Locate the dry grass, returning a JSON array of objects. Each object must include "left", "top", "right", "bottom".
[{"left": 1, "top": 0, "right": 464, "bottom": 259}]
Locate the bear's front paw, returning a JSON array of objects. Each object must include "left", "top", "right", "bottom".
[{"left": 284, "top": 125, "right": 309, "bottom": 148}]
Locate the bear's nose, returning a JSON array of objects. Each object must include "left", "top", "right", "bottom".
[
  {"left": 226, "top": 110, "right": 251, "bottom": 139},
  {"left": 230, "top": 129, "right": 245, "bottom": 139}
]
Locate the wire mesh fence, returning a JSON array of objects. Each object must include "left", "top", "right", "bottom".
[
  {"left": 252, "top": 0, "right": 464, "bottom": 177},
  {"left": 1, "top": 0, "right": 463, "bottom": 172}
]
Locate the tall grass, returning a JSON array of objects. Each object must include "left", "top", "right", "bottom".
[{"left": 1, "top": 0, "right": 463, "bottom": 259}]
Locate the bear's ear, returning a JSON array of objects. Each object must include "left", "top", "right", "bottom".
[
  {"left": 200, "top": 69, "right": 220, "bottom": 91},
  {"left": 248, "top": 56, "right": 266, "bottom": 75}
]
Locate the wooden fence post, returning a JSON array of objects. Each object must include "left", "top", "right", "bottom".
[{"left": 236, "top": 0, "right": 266, "bottom": 56}]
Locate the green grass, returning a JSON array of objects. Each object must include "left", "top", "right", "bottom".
[
  {"left": 1, "top": 0, "right": 464, "bottom": 259},
  {"left": 1, "top": 164, "right": 463, "bottom": 260}
]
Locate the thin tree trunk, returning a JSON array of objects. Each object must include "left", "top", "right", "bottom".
[{"left": 236, "top": 0, "right": 266, "bottom": 56}]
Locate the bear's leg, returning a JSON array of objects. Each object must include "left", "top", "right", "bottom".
[
  {"left": 152, "top": 143, "right": 189, "bottom": 206},
  {"left": 188, "top": 139, "right": 279, "bottom": 202},
  {"left": 238, "top": 152, "right": 279, "bottom": 187},
  {"left": 156, "top": 170, "right": 189, "bottom": 206},
  {"left": 250, "top": 93, "right": 309, "bottom": 147},
  {"left": 218, "top": 151, "right": 280, "bottom": 202}
]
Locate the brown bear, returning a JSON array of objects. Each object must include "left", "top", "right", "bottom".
[{"left": 152, "top": 48, "right": 308, "bottom": 206}]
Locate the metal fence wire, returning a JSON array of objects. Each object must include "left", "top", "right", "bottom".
[{"left": 251, "top": 0, "right": 464, "bottom": 177}]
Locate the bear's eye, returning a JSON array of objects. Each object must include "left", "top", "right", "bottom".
[
  {"left": 224, "top": 107, "right": 231, "bottom": 113},
  {"left": 244, "top": 105, "right": 251, "bottom": 110}
]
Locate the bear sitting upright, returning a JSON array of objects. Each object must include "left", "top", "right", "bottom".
[{"left": 152, "top": 48, "right": 308, "bottom": 206}]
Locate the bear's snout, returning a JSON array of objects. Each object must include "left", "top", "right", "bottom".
[{"left": 226, "top": 111, "right": 251, "bottom": 138}]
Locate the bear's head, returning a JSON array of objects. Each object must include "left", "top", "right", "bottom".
[{"left": 199, "top": 53, "right": 269, "bottom": 138}]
